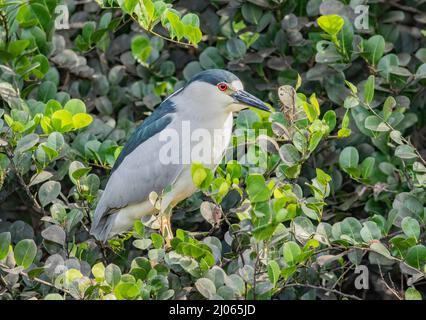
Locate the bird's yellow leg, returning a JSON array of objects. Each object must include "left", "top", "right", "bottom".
[{"left": 159, "top": 206, "right": 173, "bottom": 248}]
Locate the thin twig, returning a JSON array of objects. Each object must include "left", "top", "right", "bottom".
[
  {"left": 378, "top": 264, "right": 403, "bottom": 300},
  {"left": 363, "top": 98, "right": 426, "bottom": 166},
  {"left": 0, "top": 262, "right": 71, "bottom": 295},
  {"left": 285, "top": 283, "right": 362, "bottom": 300},
  {"left": 97, "top": 3, "right": 195, "bottom": 48}
]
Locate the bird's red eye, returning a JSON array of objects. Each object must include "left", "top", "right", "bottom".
[{"left": 217, "top": 83, "right": 228, "bottom": 91}]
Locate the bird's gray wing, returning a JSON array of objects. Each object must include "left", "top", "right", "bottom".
[
  {"left": 111, "top": 98, "right": 177, "bottom": 173},
  {"left": 91, "top": 99, "right": 182, "bottom": 239}
]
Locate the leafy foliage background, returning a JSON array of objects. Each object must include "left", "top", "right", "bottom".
[{"left": 0, "top": 0, "right": 426, "bottom": 300}]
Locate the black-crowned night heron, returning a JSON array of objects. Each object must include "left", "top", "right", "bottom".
[{"left": 90, "top": 69, "right": 270, "bottom": 242}]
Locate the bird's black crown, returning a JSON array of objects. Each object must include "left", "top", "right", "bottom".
[{"left": 188, "top": 69, "right": 240, "bottom": 86}]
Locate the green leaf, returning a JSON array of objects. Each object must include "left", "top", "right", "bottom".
[
  {"left": 44, "top": 293, "right": 64, "bottom": 300},
  {"left": 184, "top": 24, "right": 202, "bottom": 44},
  {"left": 39, "top": 143, "right": 59, "bottom": 160},
  {"left": 378, "top": 54, "right": 399, "bottom": 81},
  {"left": 405, "top": 287, "right": 422, "bottom": 300},
  {"left": 360, "top": 221, "right": 381, "bottom": 242},
  {"left": 181, "top": 13, "right": 200, "bottom": 27},
  {"left": 14, "top": 239, "right": 37, "bottom": 269},
  {"left": 317, "top": 15, "right": 344, "bottom": 36},
  {"left": 308, "top": 131, "right": 323, "bottom": 152},
  {"left": 241, "top": 3, "right": 263, "bottom": 24},
  {"left": 406, "top": 245, "right": 426, "bottom": 269},
  {"left": 92, "top": 262, "right": 105, "bottom": 281},
  {"left": 37, "top": 81, "right": 57, "bottom": 102},
  {"left": 64, "top": 268, "right": 83, "bottom": 285},
  {"left": 153, "top": 1, "right": 167, "bottom": 22},
  {"left": 252, "top": 223, "right": 278, "bottom": 241},
  {"left": 401, "top": 217, "right": 420, "bottom": 241},
  {"left": 279, "top": 144, "right": 301, "bottom": 166},
  {"left": 302, "top": 101, "right": 318, "bottom": 122},
  {"left": 120, "top": 0, "right": 138, "bottom": 14},
  {"left": 192, "top": 167, "right": 207, "bottom": 188},
  {"left": 362, "top": 35, "right": 385, "bottom": 66},
  {"left": 246, "top": 174, "right": 270, "bottom": 203},
  {"left": 345, "top": 80, "right": 358, "bottom": 94},
  {"left": 114, "top": 282, "right": 140, "bottom": 300},
  {"left": 30, "top": 3, "right": 51, "bottom": 30},
  {"left": 199, "top": 47, "right": 224, "bottom": 69},
  {"left": 0, "top": 232, "right": 11, "bottom": 260},
  {"left": 8, "top": 39, "right": 30, "bottom": 57},
  {"left": 364, "top": 115, "right": 389, "bottom": 132},
  {"left": 15, "top": 133, "right": 39, "bottom": 154},
  {"left": 370, "top": 242, "right": 392, "bottom": 258},
  {"left": 226, "top": 38, "right": 247, "bottom": 59},
  {"left": 309, "top": 93, "right": 320, "bottom": 116},
  {"left": 68, "top": 161, "right": 87, "bottom": 184},
  {"left": 338, "top": 218, "right": 363, "bottom": 243},
  {"left": 72, "top": 113, "right": 93, "bottom": 129},
  {"left": 182, "top": 13, "right": 202, "bottom": 44},
  {"left": 337, "top": 128, "right": 351, "bottom": 138},
  {"left": 47, "top": 132, "right": 65, "bottom": 151},
  {"left": 192, "top": 164, "right": 213, "bottom": 190},
  {"left": 416, "top": 63, "right": 426, "bottom": 79},
  {"left": 343, "top": 96, "right": 359, "bottom": 109},
  {"left": 64, "top": 99, "right": 86, "bottom": 115},
  {"left": 338, "top": 16, "right": 354, "bottom": 58},
  {"left": 267, "top": 260, "right": 280, "bottom": 286},
  {"left": 51, "top": 109, "right": 73, "bottom": 132},
  {"left": 195, "top": 278, "right": 216, "bottom": 299},
  {"left": 134, "top": 220, "right": 145, "bottom": 238},
  {"left": 166, "top": 11, "right": 184, "bottom": 41},
  {"left": 105, "top": 264, "right": 122, "bottom": 287},
  {"left": 133, "top": 239, "right": 152, "bottom": 250},
  {"left": 323, "top": 110, "right": 336, "bottom": 133},
  {"left": 360, "top": 157, "right": 375, "bottom": 178},
  {"left": 141, "top": 0, "right": 155, "bottom": 25},
  {"left": 395, "top": 145, "right": 417, "bottom": 159},
  {"left": 38, "top": 180, "right": 61, "bottom": 207},
  {"left": 339, "top": 146, "right": 359, "bottom": 169},
  {"left": 226, "top": 160, "right": 242, "bottom": 180},
  {"left": 151, "top": 233, "right": 164, "bottom": 249},
  {"left": 383, "top": 96, "right": 395, "bottom": 121},
  {"left": 364, "top": 75, "right": 375, "bottom": 104},
  {"left": 131, "top": 35, "right": 151, "bottom": 64},
  {"left": 41, "top": 225, "right": 65, "bottom": 246},
  {"left": 283, "top": 241, "right": 301, "bottom": 265}
]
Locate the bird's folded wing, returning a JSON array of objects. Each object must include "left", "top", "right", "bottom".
[
  {"left": 92, "top": 100, "right": 182, "bottom": 227},
  {"left": 111, "top": 99, "right": 177, "bottom": 173}
]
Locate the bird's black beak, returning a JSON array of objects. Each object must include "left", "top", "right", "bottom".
[{"left": 232, "top": 90, "right": 271, "bottom": 112}]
